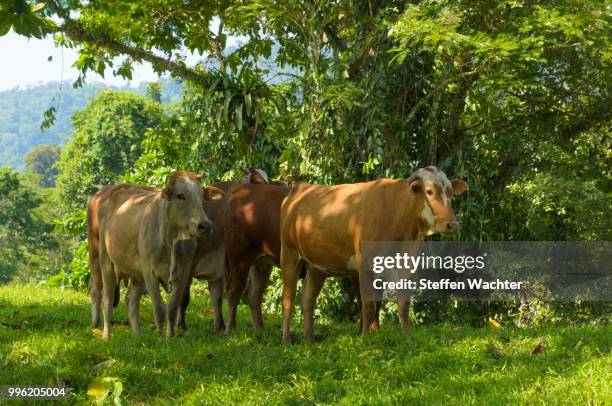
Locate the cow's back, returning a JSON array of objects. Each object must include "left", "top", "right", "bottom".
[
  {"left": 101, "top": 187, "right": 161, "bottom": 275},
  {"left": 281, "top": 179, "right": 413, "bottom": 272}
]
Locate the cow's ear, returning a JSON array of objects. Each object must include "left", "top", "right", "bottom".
[
  {"left": 249, "top": 168, "right": 269, "bottom": 184},
  {"left": 203, "top": 186, "right": 225, "bottom": 201},
  {"left": 409, "top": 178, "right": 423, "bottom": 194},
  {"left": 451, "top": 179, "right": 468, "bottom": 194},
  {"left": 161, "top": 187, "right": 171, "bottom": 200}
]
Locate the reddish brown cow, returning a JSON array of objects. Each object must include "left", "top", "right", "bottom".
[
  {"left": 223, "top": 183, "right": 291, "bottom": 332},
  {"left": 280, "top": 166, "right": 467, "bottom": 344}
]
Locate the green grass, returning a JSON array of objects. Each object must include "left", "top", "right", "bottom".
[{"left": 0, "top": 283, "right": 610, "bottom": 404}]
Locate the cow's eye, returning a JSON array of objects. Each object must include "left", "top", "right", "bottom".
[
  {"left": 176, "top": 193, "right": 186, "bottom": 200},
  {"left": 426, "top": 189, "right": 434, "bottom": 196}
]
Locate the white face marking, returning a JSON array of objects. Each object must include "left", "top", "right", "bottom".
[
  {"left": 346, "top": 255, "right": 357, "bottom": 271},
  {"left": 254, "top": 168, "right": 270, "bottom": 184},
  {"left": 421, "top": 201, "right": 436, "bottom": 235},
  {"left": 413, "top": 167, "right": 451, "bottom": 204}
]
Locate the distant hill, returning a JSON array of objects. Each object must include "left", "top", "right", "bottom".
[{"left": 0, "top": 77, "right": 182, "bottom": 170}]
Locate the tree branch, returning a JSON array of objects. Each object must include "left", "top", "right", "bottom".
[{"left": 47, "top": 0, "right": 212, "bottom": 86}]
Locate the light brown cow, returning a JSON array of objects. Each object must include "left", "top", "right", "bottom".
[
  {"left": 96, "top": 171, "right": 224, "bottom": 339},
  {"left": 88, "top": 183, "right": 155, "bottom": 328},
  {"left": 279, "top": 166, "right": 467, "bottom": 344}
]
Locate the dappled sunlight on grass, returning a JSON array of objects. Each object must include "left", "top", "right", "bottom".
[{"left": 1, "top": 283, "right": 610, "bottom": 403}]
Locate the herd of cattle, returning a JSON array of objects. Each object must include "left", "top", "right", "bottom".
[{"left": 87, "top": 166, "right": 467, "bottom": 344}]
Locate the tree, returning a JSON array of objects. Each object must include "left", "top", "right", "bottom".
[
  {"left": 23, "top": 144, "right": 62, "bottom": 187},
  {"left": 55, "top": 90, "right": 163, "bottom": 211},
  {"left": 0, "top": 167, "right": 55, "bottom": 283},
  {"left": 146, "top": 82, "right": 162, "bottom": 103}
]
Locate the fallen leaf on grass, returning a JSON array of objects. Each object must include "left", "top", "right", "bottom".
[
  {"left": 87, "top": 377, "right": 108, "bottom": 400},
  {"left": 532, "top": 340, "right": 545, "bottom": 355},
  {"left": 87, "top": 376, "right": 123, "bottom": 404},
  {"left": 486, "top": 342, "right": 507, "bottom": 358},
  {"left": 488, "top": 318, "right": 502, "bottom": 331}
]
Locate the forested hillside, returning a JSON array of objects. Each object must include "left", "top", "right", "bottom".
[{"left": 0, "top": 77, "right": 182, "bottom": 170}]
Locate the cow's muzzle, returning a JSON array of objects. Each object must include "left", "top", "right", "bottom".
[
  {"left": 197, "top": 221, "right": 213, "bottom": 235},
  {"left": 442, "top": 221, "right": 460, "bottom": 235}
]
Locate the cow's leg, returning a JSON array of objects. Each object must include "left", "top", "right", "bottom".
[
  {"left": 208, "top": 278, "right": 226, "bottom": 332},
  {"left": 166, "top": 271, "right": 191, "bottom": 339},
  {"left": 126, "top": 277, "right": 144, "bottom": 335},
  {"left": 280, "top": 245, "right": 300, "bottom": 345},
  {"left": 177, "top": 277, "right": 192, "bottom": 330},
  {"left": 226, "top": 255, "right": 255, "bottom": 333},
  {"left": 99, "top": 244, "right": 116, "bottom": 340},
  {"left": 398, "top": 298, "right": 410, "bottom": 335},
  {"left": 89, "top": 257, "right": 102, "bottom": 328},
  {"left": 353, "top": 275, "right": 380, "bottom": 334},
  {"left": 248, "top": 261, "right": 272, "bottom": 329},
  {"left": 360, "top": 300, "right": 379, "bottom": 335},
  {"left": 302, "top": 268, "right": 326, "bottom": 342},
  {"left": 143, "top": 268, "right": 166, "bottom": 333}
]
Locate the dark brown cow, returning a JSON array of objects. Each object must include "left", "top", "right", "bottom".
[
  {"left": 223, "top": 183, "right": 291, "bottom": 332},
  {"left": 279, "top": 166, "right": 467, "bottom": 344}
]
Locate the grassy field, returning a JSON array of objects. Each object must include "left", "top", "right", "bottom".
[{"left": 0, "top": 283, "right": 610, "bottom": 404}]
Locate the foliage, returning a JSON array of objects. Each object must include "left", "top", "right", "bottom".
[
  {"left": 23, "top": 144, "right": 62, "bottom": 187},
  {"left": 0, "top": 167, "right": 56, "bottom": 282},
  {"left": 45, "top": 241, "right": 89, "bottom": 290},
  {"left": 0, "top": 283, "right": 610, "bottom": 403},
  {"left": 0, "top": 0, "right": 57, "bottom": 38},
  {"left": 2, "top": 1, "right": 609, "bottom": 324},
  {"left": 0, "top": 79, "right": 182, "bottom": 170},
  {"left": 55, "top": 90, "right": 163, "bottom": 211}
]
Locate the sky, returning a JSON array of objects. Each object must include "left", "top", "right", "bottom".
[
  {"left": 0, "top": 18, "right": 246, "bottom": 92},
  {"left": 0, "top": 32, "right": 163, "bottom": 91}
]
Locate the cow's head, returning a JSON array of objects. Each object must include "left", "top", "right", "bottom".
[
  {"left": 239, "top": 167, "right": 270, "bottom": 184},
  {"left": 161, "top": 171, "right": 225, "bottom": 238},
  {"left": 408, "top": 166, "right": 468, "bottom": 236}
]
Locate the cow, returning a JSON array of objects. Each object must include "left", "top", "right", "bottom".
[
  {"left": 95, "top": 171, "right": 224, "bottom": 339},
  {"left": 166, "top": 168, "right": 274, "bottom": 338},
  {"left": 279, "top": 166, "right": 468, "bottom": 344},
  {"left": 87, "top": 183, "right": 156, "bottom": 328},
  {"left": 223, "top": 182, "right": 378, "bottom": 334},
  {"left": 223, "top": 183, "right": 291, "bottom": 332}
]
